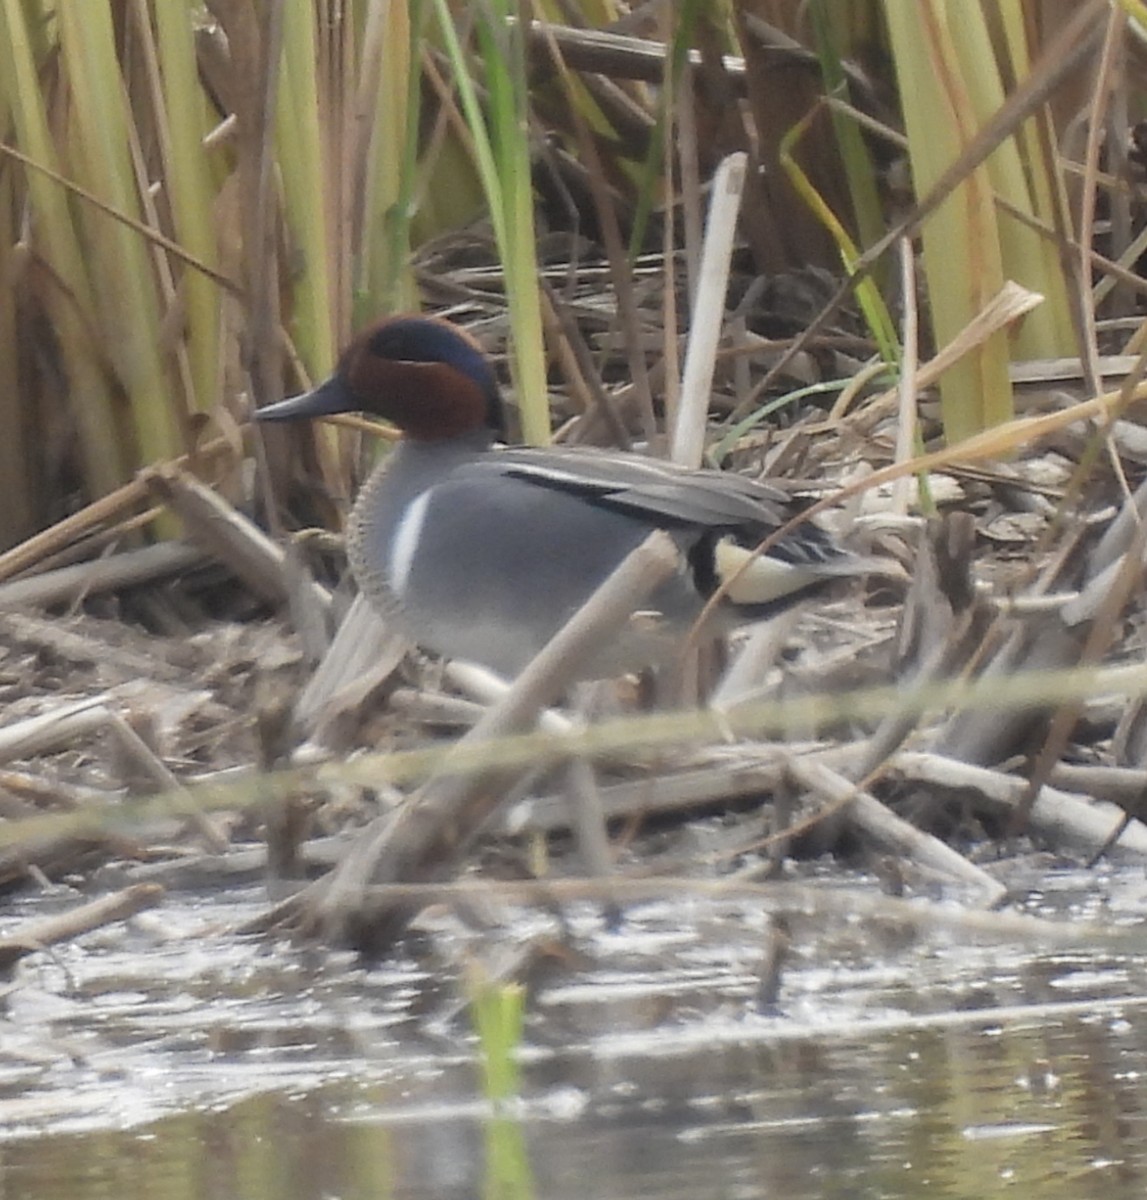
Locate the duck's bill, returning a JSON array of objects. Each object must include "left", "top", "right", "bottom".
[{"left": 255, "top": 375, "right": 354, "bottom": 422}]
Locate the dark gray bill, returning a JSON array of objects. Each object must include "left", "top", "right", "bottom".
[{"left": 255, "top": 374, "right": 355, "bottom": 422}]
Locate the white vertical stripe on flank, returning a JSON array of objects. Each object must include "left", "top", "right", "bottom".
[{"left": 387, "top": 490, "right": 432, "bottom": 597}]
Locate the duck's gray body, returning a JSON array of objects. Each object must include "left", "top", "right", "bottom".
[{"left": 346, "top": 436, "right": 851, "bottom": 678}]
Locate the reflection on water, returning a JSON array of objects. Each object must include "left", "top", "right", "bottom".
[{"left": 2, "top": 876, "right": 1147, "bottom": 1199}]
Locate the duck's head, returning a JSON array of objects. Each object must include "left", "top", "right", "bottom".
[{"left": 256, "top": 315, "right": 506, "bottom": 441}]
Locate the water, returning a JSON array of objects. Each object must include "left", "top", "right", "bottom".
[{"left": 2, "top": 872, "right": 1147, "bottom": 1198}]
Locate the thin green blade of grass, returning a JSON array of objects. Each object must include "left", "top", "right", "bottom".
[
  {"left": 468, "top": 966, "right": 525, "bottom": 1101},
  {"left": 779, "top": 110, "right": 900, "bottom": 367},
  {"left": 433, "top": 0, "right": 548, "bottom": 445},
  {"left": 707, "top": 375, "right": 884, "bottom": 466},
  {"left": 477, "top": 1, "right": 549, "bottom": 446},
  {"left": 483, "top": 1115, "right": 533, "bottom": 1200},
  {"left": 807, "top": 0, "right": 887, "bottom": 265}
]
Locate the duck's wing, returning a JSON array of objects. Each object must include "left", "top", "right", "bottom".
[
  {"left": 484, "top": 444, "right": 797, "bottom": 535},
  {"left": 489, "top": 446, "right": 883, "bottom": 584}
]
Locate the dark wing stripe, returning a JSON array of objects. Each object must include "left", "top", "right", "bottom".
[
  {"left": 483, "top": 448, "right": 795, "bottom": 534},
  {"left": 496, "top": 467, "right": 788, "bottom": 531},
  {"left": 498, "top": 445, "right": 789, "bottom": 501}
]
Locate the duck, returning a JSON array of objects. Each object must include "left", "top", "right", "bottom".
[{"left": 256, "top": 314, "right": 875, "bottom": 679}]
